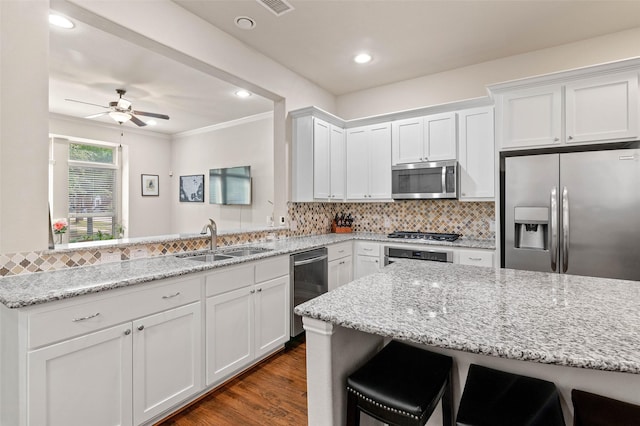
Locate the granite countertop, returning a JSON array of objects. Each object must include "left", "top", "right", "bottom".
[
  {"left": 0, "top": 233, "right": 494, "bottom": 309},
  {"left": 295, "top": 259, "right": 640, "bottom": 374}
]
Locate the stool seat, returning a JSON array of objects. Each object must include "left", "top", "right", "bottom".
[
  {"left": 572, "top": 389, "right": 640, "bottom": 426},
  {"left": 456, "top": 364, "right": 565, "bottom": 426},
  {"left": 347, "top": 340, "right": 453, "bottom": 426}
]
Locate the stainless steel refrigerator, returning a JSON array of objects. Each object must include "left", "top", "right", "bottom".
[{"left": 503, "top": 147, "right": 640, "bottom": 281}]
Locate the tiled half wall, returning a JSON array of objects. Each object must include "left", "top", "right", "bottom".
[{"left": 0, "top": 200, "right": 494, "bottom": 277}]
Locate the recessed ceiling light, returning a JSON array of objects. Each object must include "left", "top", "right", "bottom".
[
  {"left": 49, "top": 13, "right": 75, "bottom": 29},
  {"left": 354, "top": 53, "right": 373, "bottom": 64},
  {"left": 235, "top": 90, "right": 252, "bottom": 98},
  {"left": 235, "top": 16, "right": 256, "bottom": 30}
]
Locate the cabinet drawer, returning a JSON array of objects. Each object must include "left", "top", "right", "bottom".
[
  {"left": 29, "top": 277, "right": 201, "bottom": 349},
  {"left": 356, "top": 242, "right": 380, "bottom": 256},
  {"left": 255, "top": 255, "right": 289, "bottom": 283},
  {"left": 457, "top": 250, "right": 494, "bottom": 267},
  {"left": 206, "top": 264, "right": 254, "bottom": 297},
  {"left": 328, "top": 242, "right": 352, "bottom": 261}
]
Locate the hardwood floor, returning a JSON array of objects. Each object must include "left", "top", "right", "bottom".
[{"left": 158, "top": 340, "right": 308, "bottom": 426}]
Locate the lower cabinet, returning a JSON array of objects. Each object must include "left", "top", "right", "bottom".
[
  {"left": 205, "top": 256, "right": 290, "bottom": 387},
  {"left": 27, "top": 301, "right": 202, "bottom": 426},
  {"left": 328, "top": 242, "right": 353, "bottom": 291},
  {"left": 354, "top": 242, "right": 381, "bottom": 279}
]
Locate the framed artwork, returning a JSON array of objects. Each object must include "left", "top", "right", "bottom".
[
  {"left": 141, "top": 174, "right": 159, "bottom": 196},
  {"left": 180, "top": 174, "right": 205, "bottom": 202}
]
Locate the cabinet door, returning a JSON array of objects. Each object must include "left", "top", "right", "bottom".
[
  {"left": 133, "top": 302, "right": 202, "bottom": 425},
  {"left": 329, "top": 125, "right": 346, "bottom": 200},
  {"left": 565, "top": 72, "right": 638, "bottom": 144},
  {"left": 346, "top": 127, "right": 370, "bottom": 199},
  {"left": 313, "top": 118, "right": 331, "bottom": 199},
  {"left": 425, "top": 112, "right": 457, "bottom": 161},
  {"left": 254, "top": 276, "right": 290, "bottom": 358},
  {"left": 368, "top": 123, "right": 392, "bottom": 199},
  {"left": 328, "top": 257, "right": 353, "bottom": 291},
  {"left": 501, "top": 85, "right": 562, "bottom": 149},
  {"left": 206, "top": 287, "right": 253, "bottom": 386},
  {"left": 457, "top": 250, "right": 494, "bottom": 267},
  {"left": 391, "top": 117, "right": 424, "bottom": 164},
  {"left": 458, "top": 107, "right": 495, "bottom": 200},
  {"left": 28, "top": 324, "right": 133, "bottom": 426},
  {"left": 355, "top": 255, "right": 380, "bottom": 280}
]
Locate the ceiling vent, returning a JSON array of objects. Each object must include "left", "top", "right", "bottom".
[{"left": 256, "top": 0, "right": 294, "bottom": 16}]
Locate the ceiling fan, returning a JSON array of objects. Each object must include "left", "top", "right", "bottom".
[{"left": 65, "top": 88, "right": 170, "bottom": 127}]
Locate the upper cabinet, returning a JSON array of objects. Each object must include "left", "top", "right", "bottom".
[
  {"left": 313, "top": 118, "right": 345, "bottom": 200},
  {"left": 458, "top": 106, "right": 495, "bottom": 200},
  {"left": 391, "top": 112, "right": 457, "bottom": 165},
  {"left": 493, "top": 66, "right": 640, "bottom": 150},
  {"left": 346, "top": 123, "right": 392, "bottom": 200}
]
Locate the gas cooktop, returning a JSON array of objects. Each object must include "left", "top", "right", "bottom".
[{"left": 386, "top": 231, "right": 461, "bottom": 242}]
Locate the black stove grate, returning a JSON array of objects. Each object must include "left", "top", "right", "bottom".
[{"left": 387, "top": 231, "right": 461, "bottom": 242}]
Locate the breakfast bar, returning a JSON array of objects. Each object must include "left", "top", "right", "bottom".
[{"left": 295, "top": 260, "right": 640, "bottom": 425}]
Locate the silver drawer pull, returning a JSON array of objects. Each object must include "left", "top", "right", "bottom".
[
  {"left": 363, "top": 248, "right": 373, "bottom": 251},
  {"left": 72, "top": 312, "right": 100, "bottom": 322},
  {"left": 162, "top": 292, "right": 181, "bottom": 299},
  {"left": 468, "top": 257, "right": 483, "bottom": 261}
]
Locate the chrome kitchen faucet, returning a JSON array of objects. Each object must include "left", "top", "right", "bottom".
[{"left": 200, "top": 218, "right": 217, "bottom": 251}]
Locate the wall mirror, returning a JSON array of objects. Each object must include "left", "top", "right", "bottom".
[{"left": 48, "top": 6, "right": 277, "bottom": 247}]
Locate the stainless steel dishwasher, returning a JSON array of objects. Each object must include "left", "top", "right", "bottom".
[{"left": 290, "top": 247, "right": 328, "bottom": 337}]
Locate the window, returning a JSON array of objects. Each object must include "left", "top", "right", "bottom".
[{"left": 65, "top": 143, "right": 120, "bottom": 242}]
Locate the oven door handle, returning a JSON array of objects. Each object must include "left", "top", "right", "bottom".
[{"left": 293, "top": 255, "right": 328, "bottom": 267}]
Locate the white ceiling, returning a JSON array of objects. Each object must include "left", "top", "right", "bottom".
[
  {"left": 175, "top": 0, "right": 640, "bottom": 95},
  {"left": 50, "top": 1, "right": 640, "bottom": 134},
  {"left": 49, "top": 17, "right": 274, "bottom": 135}
]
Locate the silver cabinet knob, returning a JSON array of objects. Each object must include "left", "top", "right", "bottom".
[
  {"left": 568, "top": 136, "right": 573, "bottom": 140},
  {"left": 137, "top": 325, "right": 144, "bottom": 331},
  {"left": 257, "top": 288, "right": 262, "bottom": 292},
  {"left": 124, "top": 329, "right": 131, "bottom": 335},
  {"left": 554, "top": 137, "right": 560, "bottom": 142}
]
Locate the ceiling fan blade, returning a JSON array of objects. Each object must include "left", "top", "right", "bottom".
[
  {"left": 85, "top": 112, "right": 109, "bottom": 119},
  {"left": 129, "top": 114, "right": 147, "bottom": 127},
  {"left": 132, "top": 110, "right": 170, "bottom": 120},
  {"left": 65, "top": 98, "right": 109, "bottom": 109}
]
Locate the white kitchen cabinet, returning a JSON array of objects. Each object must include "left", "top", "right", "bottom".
[
  {"left": 458, "top": 106, "right": 495, "bottom": 200},
  {"left": 456, "top": 249, "right": 495, "bottom": 267},
  {"left": 496, "top": 70, "right": 639, "bottom": 150},
  {"left": 28, "top": 324, "right": 133, "bottom": 426},
  {"left": 313, "top": 118, "right": 345, "bottom": 200},
  {"left": 346, "top": 123, "right": 392, "bottom": 200},
  {"left": 328, "top": 242, "right": 353, "bottom": 291},
  {"left": 391, "top": 113, "right": 457, "bottom": 165},
  {"left": 205, "top": 256, "right": 289, "bottom": 387},
  {"left": 354, "top": 242, "right": 381, "bottom": 279},
  {"left": 132, "top": 302, "right": 202, "bottom": 425},
  {"left": 26, "top": 277, "right": 202, "bottom": 426}
]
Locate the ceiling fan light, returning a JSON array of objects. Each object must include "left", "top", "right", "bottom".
[
  {"left": 109, "top": 111, "right": 131, "bottom": 124},
  {"left": 117, "top": 98, "right": 132, "bottom": 110}
]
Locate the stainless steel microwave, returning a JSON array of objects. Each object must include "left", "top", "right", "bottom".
[{"left": 391, "top": 160, "right": 458, "bottom": 199}]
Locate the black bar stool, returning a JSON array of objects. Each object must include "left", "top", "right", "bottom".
[
  {"left": 346, "top": 340, "right": 453, "bottom": 426},
  {"left": 456, "top": 364, "right": 565, "bottom": 426},
  {"left": 572, "top": 389, "right": 640, "bottom": 426}
]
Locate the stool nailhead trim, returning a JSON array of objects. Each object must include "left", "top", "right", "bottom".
[{"left": 347, "top": 387, "right": 420, "bottom": 420}]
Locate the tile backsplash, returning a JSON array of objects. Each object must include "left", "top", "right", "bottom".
[{"left": 0, "top": 200, "right": 494, "bottom": 277}]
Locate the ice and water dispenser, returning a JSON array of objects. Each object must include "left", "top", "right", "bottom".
[{"left": 513, "top": 207, "right": 548, "bottom": 250}]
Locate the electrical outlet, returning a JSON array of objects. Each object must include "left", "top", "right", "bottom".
[
  {"left": 290, "top": 220, "right": 298, "bottom": 231},
  {"left": 130, "top": 248, "right": 148, "bottom": 259},
  {"left": 489, "top": 219, "right": 496, "bottom": 232},
  {"left": 279, "top": 216, "right": 286, "bottom": 226},
  {"left": 101, "top": 251, "right": 121, "bottom": 263},
  {"left": 384, "top": 217, "right": 391, "bottom": 228}
]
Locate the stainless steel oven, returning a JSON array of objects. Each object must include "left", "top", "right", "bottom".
[
  {"left": 391, "top": 160, "right": 458, "bottom": 199},
  {"left": 290, "top": 248, "right": 328, "bottom": 337},
  {"left": 384, "top": 246, "right": 454, "bottom": 265}
]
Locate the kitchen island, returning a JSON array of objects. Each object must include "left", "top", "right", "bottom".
[{"left": 295, "top": 260, "right": 640, "bottom": 426}]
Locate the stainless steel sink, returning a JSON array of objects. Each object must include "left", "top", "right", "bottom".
[
  {"left": 177, "top": 252, "right": 233, "bottom": 262},
  {"left": 222, "top": 247, "right": 273, "bottom": 257}
]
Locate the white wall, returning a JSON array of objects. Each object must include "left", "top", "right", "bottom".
[
  {"left": 337, "top": 27, "right": 640, "bottom": 119},
  {"left": 0, "top": 0, "right": 50, "bottom": 253},
  {"left": 49, "top": 114, "right": 172, "bottom": 238},
  {"left": 170, "top": 113, "right": 274, "bottom": 233}
]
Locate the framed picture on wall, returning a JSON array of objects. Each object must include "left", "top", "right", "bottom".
[
  {"left": 141, "top": 174, "right": 159, "bottom": 196},
  {"left": 180, "top": 174, "right": 205, "bottom": 202}
]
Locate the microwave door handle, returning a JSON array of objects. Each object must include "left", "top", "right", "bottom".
[
  {"left": 550, "top": 187, "right": 558, "bottom": 272},
  {"left": 441, "top": 166, "right": 446, "bottom": 194},
  {"left": 562, "top": 186, "right": 570, "bottom": 273}
]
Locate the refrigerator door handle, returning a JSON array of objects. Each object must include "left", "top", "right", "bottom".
[
  {"left": 550, "top": 187, "right": 558, "bottom": 272},
  {"left": 562, "top": 186, "right": 570, "bottom": 273}
]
